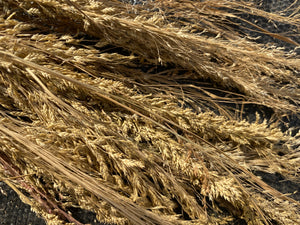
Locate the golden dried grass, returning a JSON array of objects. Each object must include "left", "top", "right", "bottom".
[{"left": 0, "top": 0, "right": 299, "bottom": 224}]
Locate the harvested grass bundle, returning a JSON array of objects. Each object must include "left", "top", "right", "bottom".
[{"left": 0, "top": 0, "right": 299, "bottom": 224}]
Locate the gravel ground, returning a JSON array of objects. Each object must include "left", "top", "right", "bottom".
[{"left": 0, "top": 182, "right": 46, "bottom": 225}]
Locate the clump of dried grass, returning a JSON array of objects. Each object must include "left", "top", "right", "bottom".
[{"left": 0, "top": 0, "right": 299, "bottom": 224}]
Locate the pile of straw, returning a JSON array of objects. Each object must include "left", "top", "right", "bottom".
[{"left": 0, "top": 0, "right": 299, "bottom": 224}]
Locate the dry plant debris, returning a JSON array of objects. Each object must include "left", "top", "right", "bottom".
[{"left": 0, "top": 0, "right": 299, "bottom": 224}]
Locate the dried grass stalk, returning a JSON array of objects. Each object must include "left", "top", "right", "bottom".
[{"left": 0, "top": 0, "right": 299, "bottom": 224}]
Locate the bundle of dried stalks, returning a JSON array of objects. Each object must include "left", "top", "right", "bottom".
[{"left": 0, "top": 0, "right": 299, "bottom": 224}]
